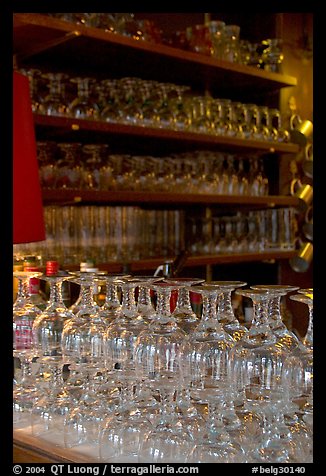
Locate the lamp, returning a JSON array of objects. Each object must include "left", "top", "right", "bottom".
[{"left": 13, "top": 71, "right": 45, "bottom": 244}]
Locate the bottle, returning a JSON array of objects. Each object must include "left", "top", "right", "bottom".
[
  {"left": 24, "top": 265, "right": 48, "bottom": 310},
  {"left": 44, "top": 260, "right": 72, "bottom": 308},
  {"left": 13, "top": 256, "right": 24, "bottom": 302}
]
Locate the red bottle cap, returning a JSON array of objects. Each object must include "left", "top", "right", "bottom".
[{"left": 46, "top": 260, "right": 59, "bottom": 276}]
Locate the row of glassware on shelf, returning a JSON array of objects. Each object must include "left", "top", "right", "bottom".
[
  {"left": 38, "top": 143, "right": 270, "bottom": 195},
  {"left": 13, "top": 266, "right": 313, "bottom": 463},
  {"left": 44, "top": 13, "right": 284, "bottom": 72},
  {"left": 22, "top": 67, "right": 291, "bottom": 141},
  {"left": 13, "top": 206, "right": 297, "bottom": 266}
]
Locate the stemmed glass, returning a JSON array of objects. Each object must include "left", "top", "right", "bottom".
[
  {"left": 183, "top": 284, "right": 239, "bottom": 425},
  {"left": 243, "top": 387, "right": 309, "bottom": 463},
  {"left": 211, "top": 280, "right": 248, "bottom": 341},
  {"left": 31, "top": 271, "right": 76, "bottom": 438},
  {"left": 294, "top": 289, "right": 313, "bottom": 350},
  {"left": 67, "top": 77, "right": 100, "bottom": 120},
  {"left": 179, "top": 284, "right": 244, "bottom": 462},
  {"left": 250, "top": 284, "right": 301, "bottom": 352},
  {"left": 134, "top": 282, "right": 196, "bottom": 463},
  {"left": 19, "top": 68, "right": 45, "bottom": 113},
  {"left": 133, "top": 275, "right": 163, "bottom": 321},
  {"left": 68, "top": 270, "right": 102, "bottom": 315},
  {"left": 99, "top": 79, "right": 121, "bottom": 123},
  {"left": 164, "top": 277, "right": 204, "bottom": 333},
  {"left": 13, "top": 271, "right": 43, "bottom": 426},
  {"left": 56, "top": 142, "right": 83, "bottom": 190},
  {"left": 41, "top": 72, "right": 69, "bottom": 116},
  {"left": 82, "top": 144, "right": 109, "bottom": 190},
  {"left": 284, "top": 291, "right": 313, "bottom": 427},
  {"left": 168, "top": 84, "right": 192, "bottom": 131},
  {"left": 61, "top": 271, "right": 111, "bottom": 447},
  {"left": 37, "top": 141, "right": 58, "bottom": 190},
  {"left": 97, "top": 273, "right": 130, "bottom": 323},
  {"left": 99, "top": 278, "right": 163, "bottom": 462},
  {"left": 228, "top": 288, "right": 301, "bottom": 462},
  {"left": 229, "top": 288, "right": 290, "bottom": 408}
]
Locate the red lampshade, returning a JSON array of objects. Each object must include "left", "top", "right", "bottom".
[{"left": 13, "top": 71, "right": 46, "bottom": 244}]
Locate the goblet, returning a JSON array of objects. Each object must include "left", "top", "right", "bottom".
[
  {"left": 180, "top": 284, "right": 241, "bottom": 432},
  {"left": 104, "top": 278, "right": 149, "bottom": 372},
  {"left": 55, "top": 143, "right": 83, "bottom": 190},
  {"left": 244, "top": 388, "right": 309, "bottom": 463},
  {"left": 134, "top": 275, "right": 163, "bottom": 321},
  {"left": 164, "top": 277, "right": 204, "bottom": 333},
  {"left": 31, "top": 271, "right": 76, "bottom": 437},
  {"left": 67, "top": 76, "right": 100, "bottom": 120},
  {"left": 134, "top": 282, "right": 200, "bottom": 463},
  {"left": 13, "top": 271, "right": 43, "bottom": 426},
  {"left": 98, "top": 364, "right": 154, "bottom": 462},
  {"left": 211, "top": 280, "right": 248, "bottom": 341},
  {"left": 294, "top": 290, "right": 313, "bottom": 350},
  {"left": 97, "top": 273, "right": 130, "bottom": 323},
  {"left": 68, "top": 271, "right": 102, "bottom": 316},
  {"left": 250, "top": 284, "right": 302, "bottom": 352},
  {"left": 61, "top": 272, "right": 111, "bottom": 446},
  {"left": 62, "top": 272, "right": 107, "bottom": 369},
  {"left": 284, "top": 292, "right": 313, "bottom": 424},
  {"left": 37, "top": 140, "right": 58, "bottom": 190},
  {"left": 229, "top": 288, "right": 290, "bottom": 409},
  {"left": 81, "top": 144, "right": 109, "bottom": 191},
  {"left": 187, "top": 387, "right": 246, "bottom": 463},
  {"left": 41, "top": 72, "right": 69, "bottom": 116},
  {"left": 99, "top": 79, "right": 121, "bottom": 123}
]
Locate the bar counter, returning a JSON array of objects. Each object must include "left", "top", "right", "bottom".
[{"left": 13, "top": 427, "right": 99, "bottom": 463}]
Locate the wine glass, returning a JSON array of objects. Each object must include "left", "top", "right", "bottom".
[
  {"left": 55, "top": 143, "right": 83, "bottom": 190},
  {"left": 41, "top": 72, "right": 69, "bottom": 116},
  {"left": 243, "top": 387, "right": 309, "bottom": 463},
  {"left": 229, "top": 288, "right": 290, "bottom": 408},
  {"left": 61, "top": 271, "right": 111, "bottom": 447},
  {"left": 31, "top": 271, "right": 76, "bottom": 438},
  {"left": 250, "top": 284, "right": 302, "bottom": 352},
  {"left": 284, "top": 292, "right": 313, "bottom": 424},
  {"left": 187, "top": 386, "right": 246, "bottom": 463},
  {"left": 134, "top": 282, "right": 200, "bottom": 463},
  {"left": 13, "top": 271, "right": 43, "bottom": 426},
  {"left": 180, "top": 283, "right": 242, "bottom": 432},
  {"left": 104, "top": 278, "right": 149, "bottom": 372},
  {"left": 67, "top": 76, "right": 100, "bottom": 120},
  {"left": 164, "top": 277, "right": 204, "bottom": 333},
  {"left": 81, "top": 144, "right": 109, "bottom": 190},
  {"left": 294, "top": 289, "right": 313, "bottom": 350},
  {"left": 211, "top": 280, "right": 248, "bottom": 341},
  {"left": 97, "top": 273, "right": 130, "bottom": 323},
  {"left": 36, "top": 141, "right": 58, "bottom": 190}
]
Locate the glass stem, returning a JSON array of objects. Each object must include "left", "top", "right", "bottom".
[
  {"left": 104, "top": 283, "right": 121, "bottom": 310},
  {"left": 303, "top": 304, "right": 313, "bottom": 348},
  {"left": 217, "top": 290, "right": 235, "bottom": 323}
]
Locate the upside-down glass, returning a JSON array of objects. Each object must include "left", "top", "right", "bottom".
[
  {"left": 180, "top": 284, "right": 238, "bottom": 426},
  {"left": 13, "top": 271, "right": 43, "bottom": 426},
  {"left": 211, "top": 280, "right": 248, "bottom": 341},
  {"left": 164, "top": 277, "right": 204, "bottom": 334},
  {"left": 31, "top": 272, "right": 76, "bottom": 437},
  {"left": 284, "top": 292, "right": 313, "bottom": 426},
  {"left": 134, "top": 282, "right": 197, "bottom": 463},
  {"left": 230, "top": 288, "right": 290, "bottom": 407},
  {"left": 250, "top": 284, "right": 301, "bottom": 352}
]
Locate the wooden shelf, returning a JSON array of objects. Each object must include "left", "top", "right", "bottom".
[
  {"left": 61, "top": 251, "right": 298, "bottom": 274},
  {"left": 42, "top": 189, "right": 300, "bottom": 209},
  {"left": 34, "top": 114, "right": 299, "bottom": 155},
  {"left": 14, "top": 13, "right": 297, "bottom": 101}
]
